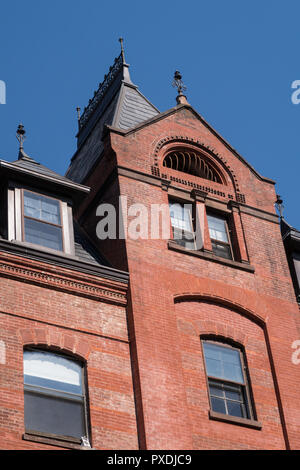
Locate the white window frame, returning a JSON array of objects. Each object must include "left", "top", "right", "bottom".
[{"left": 7, "top": 184, "right": 75, "bottom": 256}]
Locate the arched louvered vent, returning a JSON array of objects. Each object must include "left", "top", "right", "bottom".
[{"left": 163, "top": 150, "right": 223, "bottom": 183}]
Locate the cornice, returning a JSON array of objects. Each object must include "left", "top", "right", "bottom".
[{"left": 0, "top": 252, "right": 127, "bottom": 306}]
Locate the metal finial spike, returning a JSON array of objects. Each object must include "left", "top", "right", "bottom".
[
  {"left": 76, "top": 107, "right": 81, "bottom": 130},
  {"left": 119, "top": 37, "right": 125, "bottom": 62},
  {"left": 275, "top": 194, "right": 284, "bottom": 218},
  {"left": 172, "top": 70, "right": 187, "bottom": 95},
  {"left": 16, "top": 123, "right": 26, "bottom": 150}
]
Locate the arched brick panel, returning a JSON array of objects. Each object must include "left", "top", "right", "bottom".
[
  {"left": 19, "top": 327, "right": 90, "bottom": 361},
  {"left": 152, "top": 137, "right": 240, "bottom": 193}
]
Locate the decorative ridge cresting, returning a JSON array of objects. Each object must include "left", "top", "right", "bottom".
[{"left": 79, "top": 53, "right": 123, "bottom": 130}]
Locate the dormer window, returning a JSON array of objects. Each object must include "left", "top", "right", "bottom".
[
  {"left": 23, "top": 191, "right": 63, "bottom": 252},
  {"left": 7, "top": 185, "right": 75, "bottom": 256},
  {"left": 2, "top": 124, "right": 89, "bottom": 256}
]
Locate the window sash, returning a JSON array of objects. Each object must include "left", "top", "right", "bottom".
[
  {"left": 24, "top": 383, "right": 84, "bottom": 402},
  {"left": 207, "top": 213, "right": 233, "bottom": 260},
  {"left": 209, "top": 379, "right": 248, "bottom": 419},
  {"left": 202, "top": 341, "right": 253, "bottom": 420},
  {"left": 169, "top": 201, "right": 195, "bottom": 248},
  {"left": 169, "top": 202, "right": 193, "bottom": 232},
  {"left": 23, "top": 349, "right": 88, "bottom": 442},
  {"left": 203, "top": 341, "right": 245, "bottom": 384},
  {"left": 24, "top": 389, "right": 86, "bottom": 440},
  {"left": 22, "top": 190, "right": 64, "bottom": 252},
  {"left": 24, "top": 190, "right": 61, "bottom": 226}
]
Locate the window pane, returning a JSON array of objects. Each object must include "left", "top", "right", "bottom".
[
  {"left": 227, "top": 400, "right": 246, "bottom": 418},
  {"left": 24, "top": 192, "right": 42, "bottom": 219},
  {"left": 205, "top": 357, "right": 223, "bottom": 378},
  {"left": 224, "top": 386, "right": 243, "bottom": 402},
  {"left": 209, "top": 383, "right": 224, "bottom": 398},
  {"left": 24, "top": 391, "right": 85, "bottom": 439},
  {"left": 24, "top": 191, "right": 61, "bottom": 225},
  {"left": 24, "top": 351, "right": 82, "bottom": 394},
  {"left": 169, "top": 202, "right": 193, "bottom": 232},
  {"left": 172, "top": 227, "right": 195, "bottom": 249},
  {"left": 203, "top": 342, "right": 244, "bottom": 384},
  {"left": 24, "top": 218, "right": 63, "bottom": 251},
  {"left": 211, "top": 397, "right": 226, "bottom": 414},
  {"left": 207, "top": 215, "right": 229, "bottom": 243},
  {"left": 211, "top": 241, "right": 232, "bottom": 260},
  {"left": 169, "top": 202, "right": 195, "bottom": 249}
]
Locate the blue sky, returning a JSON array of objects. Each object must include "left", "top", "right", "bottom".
[{"left": 0, "top": 0, "right": 299, "bottom": 227}]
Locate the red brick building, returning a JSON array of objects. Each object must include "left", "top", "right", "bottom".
[{"left": 0, "top": 45, "right": 299, "bottom": 450}]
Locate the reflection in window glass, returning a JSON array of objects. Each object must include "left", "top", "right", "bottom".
[
  {"left": 23, "top": 350, "right": 87, "bottom": 440},
  {"left": 23, "top": 191, "right": 63, "bottom": 251},
  {"left": 169, "top": 201, "right": 195, "bottom": 249},
  {"left": 203, "top": 342, "right": 244, "bottom": 383},
  {"left": 24, "top": 191, "right": 61, "bottom": 225},
  {"left": 24, "top": 218, "right": 63, "bottom": 251},
  {"left": 207, "top": 214, "right": 233, "bottom": 260},
  {"left": 203, "top": 341, "right": 251, "bottom": 420}
]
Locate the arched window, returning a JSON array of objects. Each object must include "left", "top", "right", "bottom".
[
  {"left": 163, "top": 150, "right": 223, "bottom": 183},
  {"left": 202, "top": 339, "right": 255, "bottom": 421},
  {"left": 23, "top": 349, "right": 89, "bottom": 444}
]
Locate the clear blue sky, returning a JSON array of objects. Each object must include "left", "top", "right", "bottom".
[{"left": 0, "top": 0, "right": 299, "bottom": 227}]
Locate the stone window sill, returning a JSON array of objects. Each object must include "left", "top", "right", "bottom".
[
  {"left": 168, "top": 240, "right": 255, "bottom": 273},
  {"left": 209, "top": 410, "right": 262, "bottom": 429},
  {"left": 23, "top": 432, "right": 91, "bottom": 450}
]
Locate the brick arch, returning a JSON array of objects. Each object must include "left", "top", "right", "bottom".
[
  {"left": 19, "top": 327, "right": 90, "bottom": 361},
  {"left": 200, "top": 333, "right": 247, "bottom": 351},
  {"left": 152, "top": 136, "right": 240, "bottom": 193},
  {"left": 174, "top": 293, "right": 265, "bottom": 327}
]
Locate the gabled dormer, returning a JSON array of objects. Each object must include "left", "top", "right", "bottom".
[{"left": 0, "top": 124, "right": 90, "bottom": 257}]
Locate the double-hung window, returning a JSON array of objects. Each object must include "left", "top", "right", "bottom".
[
  {"left": 23, "top": 349, "right": 89, "bottom": 443},
  {"left": 169, "top": 200, "right": 195, "bottom": 249},
  {"left": 207, "top": 213, "right": 233, "bottom": 260},
  {"left": 23, "top": 190, "right": 63, "bottom": 252},
  {"left": 202, "top": 341, "right": 253, "bottom": 420}
]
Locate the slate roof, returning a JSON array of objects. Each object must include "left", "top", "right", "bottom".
[
  {"left": 73, "top": 223, "right": 109, "bottom": 267},
  {"left": 0, "top": 148, "right": 90, "bottom": 196},
  {"left": 66, "top": 51, "right": 159, "bottom": 182},
  {"left": 77, "top": 52, "right": 159, "bottom": 139},
  {"left": 14, "top": 149, "right": 81, "bottom": 184},
  {"left": 114, "top": 84, "right": 159, "bottom": 130}
]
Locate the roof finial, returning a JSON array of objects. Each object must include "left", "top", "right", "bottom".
[
  {"left": 172, "top": 70, "right": 188, "bottom": 105},
  {"left": 76, "top": 107, "right": 81, "bottom": 130},
  {"left": 16, "top": 123, "right": 34, "bottom": 161},
  {"left": 119, "top": 37, "right": 125, "bottom": 63},
  {"left": 275, "top": 194, "right": 284, "bottom": 219},
  {"left": 16, "top": 123, "right": 26, "bottom": 150}
]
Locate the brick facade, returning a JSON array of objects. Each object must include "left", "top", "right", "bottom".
[
  {"left": 0, "top": 251, "right": 138, "bottom": 450},
  {"left": 0, "top": 62, "right": 299, "bottom": 450},
  {"left": 77, "top": 104, "right": 300, "bottom": 449}
]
